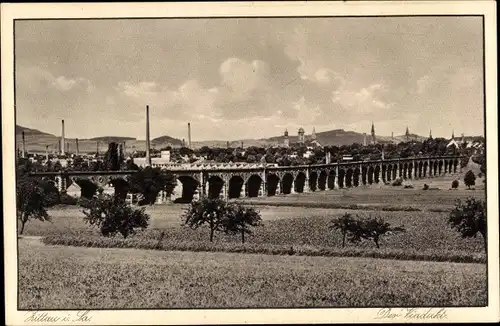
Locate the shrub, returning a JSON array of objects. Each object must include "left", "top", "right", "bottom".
[
  {"left": 59, "top": 193, "right": 78, "bottom": 205},
  {"left": 222, "top": 203, "right": 262, "bottom": 243},
  {"left": 477, "top": 172, "right": 483, "bottom": 178},
  {"left": 330, "top": 213, "right": 356, "bottom": 248},
  {"left": 464, "top": 170, "right": 476, "bottom": 189},
  {"left": 182, "top": 196, "right": 233, "bottom": 242},
  {"left": 449, "top": 198, "right": 487, "bottom": 251},
  {"left": 127, "top": 167, "right": 176, "bottom": 205},
  {"left": 349, "top": 216, "right": 406, "bottom": 249},
  {"left": 82, "top": 193, "right": 150, "bottom": 238},
  {"left": 451, "top": 180, "right": 459, "bottom": 189},
  {"left": 16, "top": 176, "right": 51, "bottom": 234},
  {"left": 77, "top": 197, "right": 93, "bottom": 209},
  {"left": 391, "top": 178, "right": 403, "bottom": 186},
  {"left": 423, "top": 184, "right": 429, "bottom": 190},
  {"left": 403, "top": 184, "right": 414, "bottom": 189}
]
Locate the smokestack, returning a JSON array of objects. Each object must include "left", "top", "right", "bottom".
[
  {"left": 60, "top": 120, "right": 65, "bottom": 155},
  {"left": 75, "top": 138, "right": 79, "bottom": 156},
  {"left": 187, "top": 122, "right": 192, "bottom": 149},
  {"left": 145, "top": 105, "right": 151, "bottom": 166},
  {"left": 21, "top": 131, "right": 26, "bottom": 158},
  {"left": 96, "top": 141, "right": 99, "bottom": 157},
  {"left": 45, "top": 145, "right": 49, "bottom": 161},
  {"left": 241, "top": 141, "right": 244, "bottom": 149}
]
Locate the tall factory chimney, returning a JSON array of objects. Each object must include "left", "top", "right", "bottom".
[
  {"left": 60, "top": 120, "right": 65, "bottom": 155},
  {"left": 145, "top": 105, "right": 151, "bottom": 166},
  {"left": 21, "top": 131, "right": 26, "bottom": 158},
  {"left": 96, "top": 141, "right": 99, "bottom": 157},
  {"left": 75, "top": 138, "right": 79, "bottom": 156},
  {"left": 45, "top": 145, "right": 49, "bottom": 161},
  {"left": 187, "top": 122, "right": 192, "bottom": 149}
]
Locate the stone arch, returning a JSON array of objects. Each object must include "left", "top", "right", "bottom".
[
  {"left": 367, "top": 166, "right": 374, "bottom": 184},
  {"left": 353, "top": 168, "right": 361, "bottom": 187},
  {"left": 386, "top": 164, "right": 392, "bottom": 181},
  {"left": 109, "top": 178, "right": 129, "bottom": 201},
  {"left": 267, "top": 174, "right": 280, "bottom": 196},
  {"left": 423, "top": 161, "right": 428, "bottom": 177},
  {"left": 308, "top": 171, "right": 318, "bottom": 192},
  {"left": 433, "top": 161, "right": 439, "bottom": 176},
  {"left": 418, "top": 161, "right": 423, "bottom": 178},
  {"left": 282, "top": 173, "right": 294, "bottom": 194},
  {"left": 177, "top": 175, "right": 200, "bottom": 202},
  {"left": 361, "top": 166, "right": 368, "bottom": 185},
  {"left": 247, "top": 174, "right": 262, "bottom": 198},
  {"left": 327, "top": 170, "right": 336, "bottom": 189},
  {"left": 408, "top": 162, "right": 413, "bottom": 179},
  {"left": 295, "top": 172, "right": 306, "bottom": 193},
  {"left": 438, "top": 160, "right": 443, "bottom": 175},
  {"left": 399, "top": 163, "right": 404, "bottom": 178},
  {"left": 393, "top": 164, "right": 398, "bottom": 180},
  {"left": 338, "top": 169, "right": 346, "bottom": 188},
  {"left": 403, "top": 163, "right": 408, "bottom": 179},
  {"left": 453, "top": 159, "right": 458, "bottom": 173},
  {"left": 345, "top": 169, "right": 354, "bottom": 188},
  {"left": 374, "top": 165, "right": 381, "bottom": 183},
  {"left": 444, "top": 160, "right": 449, "bottom": 174},
  {"left": 207, "top": 175, "right": 224, "bottom": 199},
  {"left": 381, "top": 165, "right": 387, "bottom": 183},
  {"left": 228, "top": 175, "right": 244, "bottom": 199},
  {"left": 318, "top": 170, "right": 328, "bottom": 190}
]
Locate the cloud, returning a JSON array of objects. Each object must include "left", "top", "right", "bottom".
[
  {"left": 51, "top": 76, "right": 93, "bottom": 92},
  {"left": 332, "top": 82, "right": 394, "bottom": 115},
  {"left": 292, "top": 96, "right": 322, "bottom": 125},
  {"left": 16, "top": 65, "right": 93, "bottom": 94}
]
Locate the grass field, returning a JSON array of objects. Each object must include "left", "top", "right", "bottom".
[
  {"left": 18, "top": 239, "right": 487, "bottom": 309},
  {"left": 18, "top": 177, "right": 488, "bottom": 309}
]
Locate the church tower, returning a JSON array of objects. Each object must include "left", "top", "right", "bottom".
[
  {"left": 370, "top": 121, "right": 376, "bottom": 144},
  {"left": 298, "top": 127, "right": 305, "bottom": 144},
  {"left": 451, "top": 130, "right": 455, "bottom": 140},
  {"left": 429, "top": 129, "right": 433, "bottom": 139},
  {"left": 405, "top": 126, "right": 410, "bottom": 142},
  {"left": 311, "top": 127, "right": 317, "bottom": 140},
  {"left": 284, "top": 129, "right": 289, "bottom": 148}
]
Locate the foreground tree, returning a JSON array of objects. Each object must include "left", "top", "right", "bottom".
[
  {"left": 182, "top": 197, "right": 232, "bottom": 242},
  {"left": 330, "top": 213, "right": 356, "bottom": 248},
  {"left": 82, "top": 193, "right": 149, "bottom": 238},
  {"left": 449, "top": 197, "right": 487, "bottom": 251},
  {"left": 127, "top": 167, "right": 176, "bottom": 205},
  {"left": 464, "top": 170, "right": 476, "bottom": 189},
  {"left": 16, "top": 176, "right": 51, "bottom": 234},
  {"left": 222, "top": 203, "right": 262, "bottom": 243},
  {"left": 356, "top": 217, "right": 406, "bottom": 248}
]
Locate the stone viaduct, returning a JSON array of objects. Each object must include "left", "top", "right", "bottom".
[{"left": 30, "top": 156, "right": 464, "bottom": 202}]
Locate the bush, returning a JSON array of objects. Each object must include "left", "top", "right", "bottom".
[
  {"left": 77, "top": 197, "right": 93, "bottom": 209},
  {"left": 464, "top": 170, "right": 476, "bottom": 189},
  {"left": 182, "top": 197, "right": 232, "bottom": 242},
  {"left": 349, "top": 216, "right": 406, "bottom": 249},
  {"left": 17, "top": 176, "right": 51, "bottom": 234},
  {"left": 82, "top": 193, "right": 150, "bottom": 238},
  {"left": 449, "top": 198, "right": 486, "bottom": 251},
  {"left": 222, "top": 203, "right": 262, "bottom": 243},
  {"left": 60, "top": 193, "right": 78, "bottom": 205},
  {"left": 330, "top": 213, "right": 356, "bottom": 248},
  {"left": 403, "top": 184, "right": 414, "bottom": 189},
  {"left": 451, "top": 180, "right": 459, "bottom": 189},
  {"left": 477, "top": 172, "right": 483, "bottom": 178},
  {"left": 391, "top": 177, "right": 403, "bottom": 186},
  {"left": 423, "top": 184, "right": 429, "bottom": 190}
]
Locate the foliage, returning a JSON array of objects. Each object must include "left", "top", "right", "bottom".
[
  {"left": 423, "top": 184, "right": 429, "bottom": 190},
  {"left": 16, "top": 176, "right": 51, "bottom": 234},
  {"left": 449, "top": 198, "right": 487, "bottom": 250},
  {"left": 451, "top": 180, "right": 459, "bottom": 189},
  {"left": 222, "top": 203, "right": 262, "bottom": 243},
  {"left": 464, "top": 170, "right": 476, "bottom": 189},
  {"left": 127, "top": 167, "right": 177, "bottom": 205},
  {"left": 330, "top": 213, "right": 356, "bottom": 247},
  {"left": 342, "top": 215, "right": 406, "bottom": 248},
  {"left": 60, "top": 193, "right": 78, "bottom": 205},
  {"left": 38, "top": 180, "right": 60, "bottom": 207},
  {"left": 81, "top": 193, "right": 150, "bottom": 238},
  {"left": 182, "top": 196, "right": 233, "bottom": 242}
]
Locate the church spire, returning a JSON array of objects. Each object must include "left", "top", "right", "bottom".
[
  {"left": 311, "top": 127, "right": 316, "bottom": 140},
  {"left": 370, "top": 121, "right": 376, "bottom": 144},
  {"left": 405, "top": 126, "right": 410, "bottom": 141},
  {"left": 451, "top": 129, "right": 455, "bottom": 140},
  {"left": 429, "top": 129, "right": 432, "bottom": 139}
]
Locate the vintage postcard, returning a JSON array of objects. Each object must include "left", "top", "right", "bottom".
[{"left": 2, "top": 1, "right": 498, "bottom": 325}]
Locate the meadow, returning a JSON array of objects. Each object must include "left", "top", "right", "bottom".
[
  {"left": 19, "top": 239, "right": 487, "bottom": 309},
  {"left": 18, "top": 182, "right": 488, "bottom": 308}
]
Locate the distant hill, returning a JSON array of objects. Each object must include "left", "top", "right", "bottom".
[
  {"left": 88, "top": 136, "right": 136, "bottom": 142},
  {"left": 151, "top": 135, "right": 183, "bottom": 147},
  {"left": 16, "top": 125, "right": 55, "bottom": 137}
]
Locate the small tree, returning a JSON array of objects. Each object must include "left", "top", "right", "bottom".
[
  {"left": 449, "top": 198, "right": 487, "bottom": 251},
  {"left": 82, "top": 193, "right": 149, "bottom": 238},
  {"left": 16, "top": 176, "right": 51, "bottom": 234},
  {"left": 464, "top": 170, "right": 476, "bottom": 189},
  {"left": 330, "top": 213, "right": 356, "bottom": 247},
  {"left": 127, "top": 167, "right": 176, "bottom": 205},
  {"left": 351, "top": 216, "right": 406, "bottom": 248},
  {"left": 222, "top": 203, "right": 262, "bottom": 243},
  {"left": 451, "top": 180, "right": 459, "bottom": 189},
  {"left": 182, "top": 196, "right": 231, "bottom": 242}
]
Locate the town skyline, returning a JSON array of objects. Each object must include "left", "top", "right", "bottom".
[{"left": 15, "top": 17, "right": 484, "bottom": 141}]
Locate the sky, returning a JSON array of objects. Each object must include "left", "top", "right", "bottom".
[{"left": 15, "top": 16, "right": 484, "bottom": 141}]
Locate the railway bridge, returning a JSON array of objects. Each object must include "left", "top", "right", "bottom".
[{"left": 30, "top": 156, "right": 464, "bottom": 202}]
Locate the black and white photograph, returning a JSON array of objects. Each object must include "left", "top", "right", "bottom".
[{"left": 2, "top": 1, "right": 498, "bottom": 325}]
